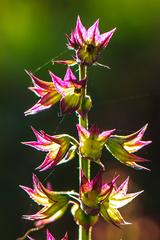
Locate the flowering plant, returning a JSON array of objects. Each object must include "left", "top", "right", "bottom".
[{"left": 18, "top": 16, "right": 151, "bottom": 240}]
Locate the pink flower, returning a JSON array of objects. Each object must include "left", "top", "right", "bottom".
[
  {"left": 77, "top": 124, "right": 115, "bottom": 167},
  {"left": 106, "top": 124, "right": 151, "bottom": 170},
  {"left": 25, "top": 67, "right": 87, "bottom": 116},
  {"left": 78, "top": 171, "right": 143, "bottom": 226},
  {"left": 66, "top": 16, "right": 116, "bottom": 65},
  {"left": 22, "top": 127, "right": 78, "bottom": 171},
  {"left": 20, "top": 175, "right": 70, "bottom": 227}
]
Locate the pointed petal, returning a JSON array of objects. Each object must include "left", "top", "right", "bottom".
[
  {"left": 49, "top": 71, "right": 73, "bottom": 96},
  {"left": 91, "top": 170, "right": 103, "bottom": 193},
  {"left": 112, "top": 124, "right": 152, "bottom": 153},
  {"left": 28, "top": 86, "right": 50, "bottom": 97},
  {"left": 107, "top": 207, "right": 130, "bottom": 225},
  {"left": 80, "top": 171, "right": 92, "bottom": 194},
  {"left": 97, "top": 28, "right": 116, "bottom": 48},
  {"left": 22, "top": 138, "right": 60, "bottom": 152},
  {"left": 106, "top": 140, "right": 150, "bottom": 170},
  {"left": 124, "top": 140, "right": 152, "bottom": 153},
  {"left": 114, "top": 124, "right": 149, "bottom": 143},
  {"left": 110, "top": 190, "right": 144, "bottom": 209},
  {"left": 98, "top": 129, "right": 116, "bottom": 142},
  {"left": 46, "top": 229, "right": 55, "bottom": 240},
  {"left": 36, "top": 149, "right": 61, "bottom": 171},
  {"left": 89, "top": 124, "right": 100, "bottom": 136},
  {"left": 86, "top": 19, "right": 99, "bottom": 41},
  {"left": 19, "top": 175, "right": 51, "bottom": 206},
  {"left": 76, "top": 124, "right": 90, "bottom": 139},
  {"left": 35, "top": 204, "right": 69, "bottom": 227},
  {"left": 75, "top": 16, "right": 87, "bottom": 45},
  {"left": 116, "top": 177, "right": 129, "bottom": 195},
  {"left": 64, "top": 67, "right": 77, "bottom": 81},
  {"left": 24, "top": 100, "right": 52, "bottom": 116},
  {"left": 25, "top": 70, "right": 54, "bottom": 92}
]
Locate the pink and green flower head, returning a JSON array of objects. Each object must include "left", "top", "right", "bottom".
[
  {"left": 66, "top": 16, "right": 116, "bottom": 65},
  {"left": 25, "top": 67, "right": 87, "bottom": 116},
  {"left": 77, "top": 124, "right": 115, "bottom": 167},
  {"left": 28, "top": 230, "right": 68, "bottom": 240},
  {"left": 79, "top": 171, "right": 143, "bottom": 227},
  {"left": 105, "top": 124, "right": 151, "bottom": 170},
  {"left": 22, "top": 127, "right": 78, "bottom": 171},
  {"left": 20, "top": 174, "right": 70, "bottom": 227}
]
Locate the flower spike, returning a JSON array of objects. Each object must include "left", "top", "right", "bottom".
[
  {"left": 106, "top": 124, "right": 151, "bottom": 170},
  {"left": 20, "top": 175, "right": 70, "bottom": 227},
  {"left": 22, "top": 127, "right": 78, "bottom": 171},
  {"left": 25, "top": 67, "right": 87, "bottom": 116},
  {"left": 66, "top": 16, "right": 116, "bottom": 65},
  {"left": 77, "top": 124, "right": 115, "bottom": 166}
]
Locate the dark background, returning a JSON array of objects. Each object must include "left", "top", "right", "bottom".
[{"left": 0, "top": 0, "right": 160, "bottom": 239}]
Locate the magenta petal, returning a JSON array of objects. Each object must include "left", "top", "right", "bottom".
[
  {"left": 75, "top": 16, "right": 87, "bottom": 45},
  {"left": 116, "top": 177, "right": 129, "bottom": 194},
  {"left": 19, "top": 185, "right": 34, "bottom": 196},
  {"left": 97, "top": 28, "right": 116, "bottom": 47},
  {"left": 36, "top": 151, "right": 60, "bottom": 171},
  {"left": 49, "top": 71, "right": 72, "bottom": 95},
  {"left": 24, "top": 100, "right": 52, "bottom": 116},
  {"left": 98, "top": 129, "right": 116, "bottom": 141},
  {"left": 25, "top": 70, "right": 53, "bottom": 91},
  {"left": 46, "top": 230, "right": 55, "bottom": 240},
  {"left": 76, "top": 124, "right": 89, "bottom": 138},
  {"left": 86, "top": 19, "right": 99, "bottom": 41},
  {"left": 91, "top": 170, "right": 103, "bottom": 193},
  {"left": 89, "top": 124, "right": 100, "bottom": 136},
  {"left": 64, "top": 67, "right": 77, "bottom": 81},
  {"left": 28, "top": 86, "right": 48, "bottom": 97},
  {"left": 80, "top": 171, "right": 92, "bottom": 193}
]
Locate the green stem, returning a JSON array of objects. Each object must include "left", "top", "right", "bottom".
[
  {"left": 78, "top": 64, "right": 91, "bottom": 240},
  {"left": 79, "top": 226, "right": 92, "bottom": 240},
  {"left": 78, "top": 64, "right": 90, "bottom": 179}
]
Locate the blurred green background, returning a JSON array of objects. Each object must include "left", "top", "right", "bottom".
[{"left": 0, "top": 0, "right": 160, "bottom": 239}]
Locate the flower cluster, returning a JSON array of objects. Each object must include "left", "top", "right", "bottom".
[
  {"left": 71, "top": 170, "right": 143, "bottom": 228},
  {"left": 22, "top": 123, "right": 150, "bottom": 172}
]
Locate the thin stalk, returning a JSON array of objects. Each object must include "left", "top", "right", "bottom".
[
  {"left": 78, "top": 64, "right": 90, "bottom": 179},
  {"left": 78, "top": 64, "right": 91, "bottom": 240},
  {"left": 79, "top": 226, "right": 92, "bottom": 240}
]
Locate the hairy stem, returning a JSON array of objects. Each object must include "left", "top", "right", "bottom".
[{"left": 78, "top": 64, "right": 91, "bottom": 240}]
